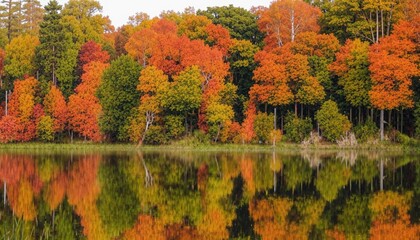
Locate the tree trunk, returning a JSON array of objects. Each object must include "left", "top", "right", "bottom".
[
  {"left": 294, "top": 102, "right": 298, "bottom": 117},
  {"left": 350, "top": 107, "right": 353, "bottom": 124},
  {"left": 380, "top": 159, "right": 384, "bottom": 191},
  {"left": 401, "top": 109, "right": 404, "bottom": 133},
  {"left": 300, "top": 104, "right": 303, "bottom": 119},
  {"left": 274, "top": 107, "right": 277, "bottom": 130},
  {"left": 388, "top": 110, "right": 391, "bottom": 129},
  {"left": 380, "top": 109, "right": 384, "bottom": 141},
  {"left": 5, "top": 90, "right": 8, "bottom": 116}
]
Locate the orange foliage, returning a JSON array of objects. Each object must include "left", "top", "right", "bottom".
[
  {"left": 123, "top": 215, "right": 165, "bottom": 240},
  {"left": 67, "top": 155, "right": 106, "bottom": 239},
  {"left": 0, "top": 154, "right": 42, "bottom": 221},
  {"left": 68, "top": 62, "right": 108, "bottom": 142},
  {"left": 325, "top": 228, "right": 346, "bottom": 240},
  {"left": 259, "top": 0, "right": 321, "bottom": 50},
  {"left": 205, "top": 24, "right": 232, "bottom": 57},
  {"left": 197, "top": 208, "right": 230, "bottom": 240},
  {"left": 125, "top": 28, "right": 157, "bottom": 67},
  {"left": 44, "top": 85, "right": 68, "bottom": 132},
  {"left": 369, "top": 191, "right": 420, "bottom": 240},
  {"left": 369, "top": 35, "right": 418, "bottom": 110},
  {"left": 166, "top": 223, "right": 199, "bottom": 240},
  {"left": 45, "top": 172, "right": 67, "bottom": 211},
  {"left": 249, "top": 197, "right": 294, "bottom": 239},
  {"left": 291, "top": 32, "right": 340, "bottom": 59},
  {"left": 241, "top": 99, "right": 257, "bottom": 143},
  {"left": 240, "top": 158, "right": 255, "bottom": 196}
]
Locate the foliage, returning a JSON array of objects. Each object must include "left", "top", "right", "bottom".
[
  {"left": 354, "top": 119, "right": 379, "bottom": 143},
  {"left": 4, "top": 34, "right": 39, "bottom": 80},
  {"left": 253, "top": 112, "right": 274, "bottom": 144},
  {"left": 43, "top": 85, "right": 67, "bottom": 133},
  {"left": 98, "top": 55, "right": 140, "bottom": 142},
  {"left": 284, "top": 113, "right": 312, "bottom": 143},
  {"left": 316, "top": 100, "right": 351, "bottom": 142},
  {"left": 36, "top": 115, "right": 54, "bottom": 142}
]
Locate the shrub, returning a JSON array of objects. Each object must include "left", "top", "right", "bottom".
[
  {"left": 254, "top": 113, "right": 274, "bottom": 144},
  {"left": 354, "top": 119, "right": 378, "bottom": 143},
  {"left": 144, "top": 125, "right": 166, "bottom": 145},
  {"left": 36, "top": 115, "right": 54, "bottom": 142},
  {"left": 415, "top": 102, "right": 420, "bottom": 139},
  {"left": 165, "top": 115, "right": 184, "bottom": 139},
  {"left": 316, "top": 100, "right": 351, "bottom": 142},
  {"left": 284, "top": 113, "right": 312, "bottom": 143}
]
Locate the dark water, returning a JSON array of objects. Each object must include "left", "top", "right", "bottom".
[{"left": 0, "top": 149, "right": 419, "bottom": 239}]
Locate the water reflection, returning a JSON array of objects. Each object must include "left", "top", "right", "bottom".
[{"left": 0, "top": 150, "right": 419, "bottom": 239}]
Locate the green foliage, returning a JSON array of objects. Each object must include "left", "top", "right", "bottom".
[
  {"left": 284, "top": 113, "right": 313, "bottom": 143},
  {"left": 98, "top": 159, "right": 140, "bottom": 238},
  {"left": 55, "top": 202, "right": 78, "bottom": 240},
  {"left": 165, "top": 115, "right": 185, "bottom": 139},
  {"left": 36, "top": 115, "right": 54, "bottom": 142},
  {"left": 316, "top": 160, "right": 351, "bottom": 202},
  {"left": 144, "top": 125, "right": 166, "bottom": 145},
  {"left": 338, "top": 196, "right": 371, "bottom": 239},
  {"left": 162, "top": 65, "right": 202, "bottom": 114},
  {"left": 354, "top": 119, "right": 378, "bottom": 143},
  {"left": 415, "top": 102, "right": 420, "bottom": 139},
  {"left": 98, "top": 55, "right": 140, "bottom": 142},
  {"left": 197, "top": 5, "right": 264, "bottom": 44},
  {"left": 253, "top": 113, "right": 273, "bottom": 144},
  {"left": 316, "top": 100, "right": 351, "bottom": 142}
]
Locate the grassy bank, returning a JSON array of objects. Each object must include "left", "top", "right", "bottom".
[{"left": 0, "top": 141, "right": 417, "bottom": 153}]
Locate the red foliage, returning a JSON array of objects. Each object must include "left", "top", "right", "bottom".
[
  {"left": 0, "top": 115, "right": 20, "bottom": 143},
  {"left": 78, "top": 40, "right": 110, "bottom": 67}
]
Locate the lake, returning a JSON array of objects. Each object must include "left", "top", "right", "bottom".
[{"left": 0, "top": 149, "right": 419, "bottom": 239}]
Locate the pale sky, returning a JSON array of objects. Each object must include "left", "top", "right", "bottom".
[{"left": 40, "top": 0, "right": 273, "bottom": 27}]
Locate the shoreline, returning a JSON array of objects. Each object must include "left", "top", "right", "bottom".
[{"left": 0, "top": 142, "right": 416, "bottom": 152}]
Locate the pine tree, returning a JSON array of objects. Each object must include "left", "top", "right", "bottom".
[
  {"left": 0, "top": 0, "right": 23, "bottom": 42},
  {"left": 21, "top": 0, "right": 44, "bottom": 36}
]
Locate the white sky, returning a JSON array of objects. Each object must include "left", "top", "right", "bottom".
[{"left": 40, "top": 0, "right": 273, "bottom": 27}]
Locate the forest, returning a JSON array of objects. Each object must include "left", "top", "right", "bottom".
[{"left": 0, "top": 0, "right": 418, "bottom": 145}]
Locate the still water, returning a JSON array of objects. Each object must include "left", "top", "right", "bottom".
[{"left": 0, "top": 149, "right": 419, "bottom": 239}]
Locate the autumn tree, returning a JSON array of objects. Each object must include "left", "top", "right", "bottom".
[
  {"left": 133, "top": 66, "right": 168, "bottom": 145},
  {"left": 258, "top": 0, "right": 321, "bottom": 49},
  {"left": 4, "top": 34, "right": 39, "bottom": 84},
  {"left": 330, "top": 38, "right": 371, "bottom": 122},
  {"left": 369, "top": 26, "right": 418, "bottom": 140},
  {"left": 125, "top": 28, "right": 156, "bottom": 67},
  {"left": 98, "top": 55, "right": 140, "bottom": 142},
  {"left": 0, "top": 0, "right": 22, "bottom": 42},
  {"left": 68, "top": 61, "right": 107, "bottom": 142},
  {"left": 7, "top": 76, "right": 38, "bottom": 141},
  {"left": 43, "top": 85, "right": 67, "bottom": 133}
]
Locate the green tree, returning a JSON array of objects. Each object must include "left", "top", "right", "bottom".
[
  {"left": 316, "top": 100, "right": 351, "bottom": 142},
  {"left": 254, "top": 113, "right": 274, "bottom": 144},
  {"left": 197, "top": 5, "right": 264, "bottom": 45},
  {"left": 98, "top": 55, "right": 140, "bottom": 141},
  {"left": 162, "top": 65, "right": 202, "bottom": 132},
  {"left": 35, "top": 0, "right": 65, "bottom": 88},
  {"left": 284, "top": 113, "right": 312, "bottom": 143},
  {"left": 62, "top": 0, "right": 107, "bottom": 44}
]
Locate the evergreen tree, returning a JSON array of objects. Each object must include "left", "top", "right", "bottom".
[
  {"left": 21, "top": 0, "right": 44, "bottom": 36},
  {"left": 0, "top": 0, "right": 23, "bottom": 42}
]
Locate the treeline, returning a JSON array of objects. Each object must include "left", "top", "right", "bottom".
[{"left": 0, "top": 0, "right": 419, "bottom": 145}]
